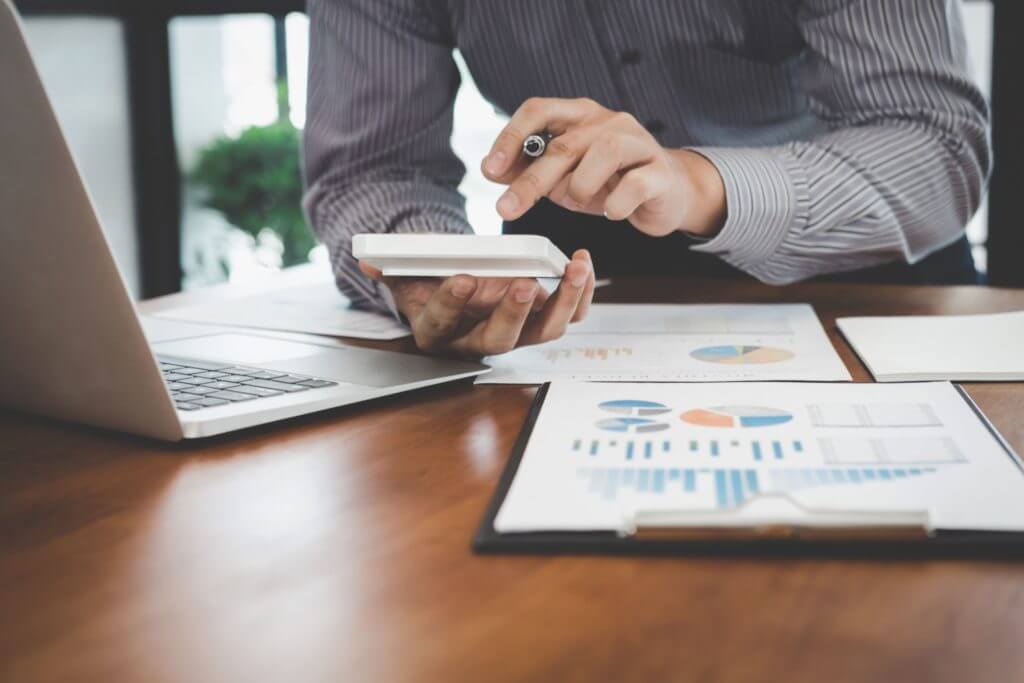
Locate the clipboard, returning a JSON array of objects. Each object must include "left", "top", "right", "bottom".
[{"left": 472, "top": 384, "right": 1024, "bottom": 557}]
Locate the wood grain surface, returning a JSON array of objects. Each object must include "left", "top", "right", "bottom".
[{"left": 2, "top": 277, "right": 1023, "bottom": 682}]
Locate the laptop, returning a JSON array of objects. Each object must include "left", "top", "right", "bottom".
[{"left": 0, "top": 0, "right": 489, "bottom": 440}]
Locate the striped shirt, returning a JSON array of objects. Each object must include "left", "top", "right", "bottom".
[{"left": 303, "top": 0, "right": 991, "bottom": 312}]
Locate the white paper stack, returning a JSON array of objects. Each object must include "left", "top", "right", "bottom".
[{"left": 837, "top": 311, "right": 1024, "bottom": 382}]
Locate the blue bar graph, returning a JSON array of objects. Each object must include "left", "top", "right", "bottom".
[
  {"left": 711, "top": 441, "right": 720, "bottom": 457},
  {"left": 690, "top": 440, "right": 698, "bottom": 452},
  {"left": 573, "top": 439, "right": 581, "bottom": 452},
  {"left": 793, "top": 440, "right": 804, "bottom": 453},
  {"left": 603, "top": 468, "right": 619, "bottom": 500},
  {"left": 644, "top": 441, "right": 653, "bottom": 459},
  {"left": 663, "top": 440, "right": 671, "bottom": 452},
  {"left": 769, "top": 467, "right": 936, "bottom": 493},
  {"left": 752, "top": 442, "right": 763, "bottom": 461},
  {"left": 590, "top": 440, "right": 599, "bottom": 456},
  {"left": 730, "top": 469, "right": 746, "bottom": 505},
  {"left": 772, "top": 441, "right": 784, "bottom": 460},
  {"left": 714, "top": 470, "right": 729, "bottom": 507},
  {"left": 626, "top": 442, "right": 635, "bottom": 460},
  {"left": 577, "top": 466, "right": 939, "bottom": 507}
]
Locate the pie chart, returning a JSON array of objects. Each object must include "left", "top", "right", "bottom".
[
  {"left": 690, "top": 345, "right": 794, "bottom": 365},
  {"left": 596, "top": 417, "right": 671, "bottom": 433},
  {"left": 680, "top": 405, "right": 793, "bottom": 428},
  {"left": 599, "top": 399, "right": 671, "bottom": 416}
]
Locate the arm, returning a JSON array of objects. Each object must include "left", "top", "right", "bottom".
[
  {"left": 303, "top": 0, "right": 596, "bottom": 355},
  {"left": 303, "top": 0, "right": 470, "bottom": 313},
  {"left": 483, "top": 0, "right": 990, "bottom": 285},
  {"left": 688, "top": 0, "right": 991, "bottom": 283}
]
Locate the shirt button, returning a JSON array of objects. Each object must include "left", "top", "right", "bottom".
[
  {"left": 620, "top": 49, "right": 642, "bottom": 65},
  {"left": 646, "top": 119, "right": 665, "bottom": 134}
]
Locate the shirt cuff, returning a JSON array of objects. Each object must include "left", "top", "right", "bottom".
[
  {"left": 334, "top": 205, "right": 472, "bottom": 321},
  {"left": 685, "top": 146, "right": 810, "bottom": 271}
]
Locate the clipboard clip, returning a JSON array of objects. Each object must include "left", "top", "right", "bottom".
[{"left": 620, "top": 492, "right": 934, "bottom": 541}]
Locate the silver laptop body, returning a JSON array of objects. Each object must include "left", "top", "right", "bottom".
[{"left": 0, "top": 0, "right": 488, "bottom": 440}]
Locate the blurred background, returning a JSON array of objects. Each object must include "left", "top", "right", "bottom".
[{"left": 13, "top": 1, "right": 1014, "bottom": 298}]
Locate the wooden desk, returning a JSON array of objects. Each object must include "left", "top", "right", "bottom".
[{"left": 3, "top": 279, "right": 1023, "bottom": 682}]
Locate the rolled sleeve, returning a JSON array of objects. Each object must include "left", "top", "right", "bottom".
[{"left": 303, "top": 0, "right": 468, "bottom": 315}]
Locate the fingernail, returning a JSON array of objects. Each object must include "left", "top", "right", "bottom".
[
  {"left": 514, "top": 284, "right": 536, "bottom": 303},
  {"left": 485, "top": 151, "right": 507, "bottom": 175},
  {"left": 570, "top": 270, "right": 588, "bottom": 288},
  {"left": 497, "top": 191, "right": 520, "bottom": 216},
  {"left": 451, "top": 277, "right": 474, "bottom": 298}
]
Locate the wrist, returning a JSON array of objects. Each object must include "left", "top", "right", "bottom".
[{"left": 669, "top": 149, "right": 727, "bottom": 238}]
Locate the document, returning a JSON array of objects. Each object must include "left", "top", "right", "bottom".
[
  {"left": 494, "top": 381, "right": 1024, "bottom": 534},
  {"left": 156, "top": 283, "right": 410, "bottom": 341},
  {"left": 479, "top": 304, "right": 850, "bottom": 383},
  {"left": 838, "top": 310, "right": 1024, "bottom": 382}
]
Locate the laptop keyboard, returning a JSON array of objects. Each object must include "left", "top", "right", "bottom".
[{"left": 157, "top": 357, "right": 338, "bottom": 412}]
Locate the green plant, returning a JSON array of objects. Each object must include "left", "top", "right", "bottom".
[{"left": 189, "top": 118, "right": 314, "bottom": 267}]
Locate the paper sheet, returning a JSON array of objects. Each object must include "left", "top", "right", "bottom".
[
  {"left": 479, "top": 304, "right": 850, "bottom": 383},
  {"left": 494, "top": 382, "right": 1024, "bottom": 534},
  {"left": 155, "top": 283, "right": 410, "bottom": 340},
  {"left": 837, "top": 310, "right": 1024, "bottom": 381}
]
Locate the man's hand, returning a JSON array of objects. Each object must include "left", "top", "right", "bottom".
[
  {"left": 481, "top": 97, "right": 727, "bottom": 238},
  {"left": 359, "top": 250, "right": 595, "bottom": 358}
]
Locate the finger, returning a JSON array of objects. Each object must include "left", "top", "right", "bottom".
[
  {"left": 604, "top": 166, "right": 667, "bottom": 222},
  {"left": 519, "top": 257, "right": 591, "bottom": 345},
  {"left": 465, "top": 277, "right": 511, "bottom": 309},
  {"left": 567, "top": 131, "right": 654, "bottom": 209},
  {"left": 412, "top": 275, "right": 478, "bottom": 351},
  {"left": 359, "top": 261, "right": 383, "bottom": 280},
  {"left": 480, "top": 154, "right": 531, "bottom": 188},
  {"left": 482, "top": 97, "right": 600, "bottom": 179},
  {"left": 532, "top": 283, "right": 552, "bottom": 312},
  {"left": 495, "top": 125, "right": 603, "bottom": 220},
  {"left": 549, "top": 176, "right": 606, "bottom": 216},
  {"left": 454, "top": 278, "right": 538, "bottom": 356},
  {"left": 571, "top": 250, "right": 596, "bottom": 322}
]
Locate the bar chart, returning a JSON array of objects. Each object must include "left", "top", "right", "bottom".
[
  {"left": 575, "top": 438, "right": 676, "bottom": 459},
  {"left": 576, "top": 466, "right": 939, "bottom": 508},
  {"left": 543, "top": 346, "right": 634, "bottom": 363},
  {"left": 574, "top": 436, "right": 806, "bottom": 462}
]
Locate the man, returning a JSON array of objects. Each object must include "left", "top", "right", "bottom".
[{"left": 303, "top": 0, "right": 990, "bottom": 357}]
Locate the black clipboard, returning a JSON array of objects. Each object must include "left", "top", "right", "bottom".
[{"left": 473, "top": 384, "right": 1024, "bottom": 558}]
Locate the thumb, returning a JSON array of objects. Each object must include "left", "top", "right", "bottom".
[{"left": 359, "top": 261, "right": 383, "bottom": 281}]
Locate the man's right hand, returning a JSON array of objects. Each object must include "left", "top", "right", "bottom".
[{"left": 359, "top": 250, "right": 595, "bottom": 358}]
